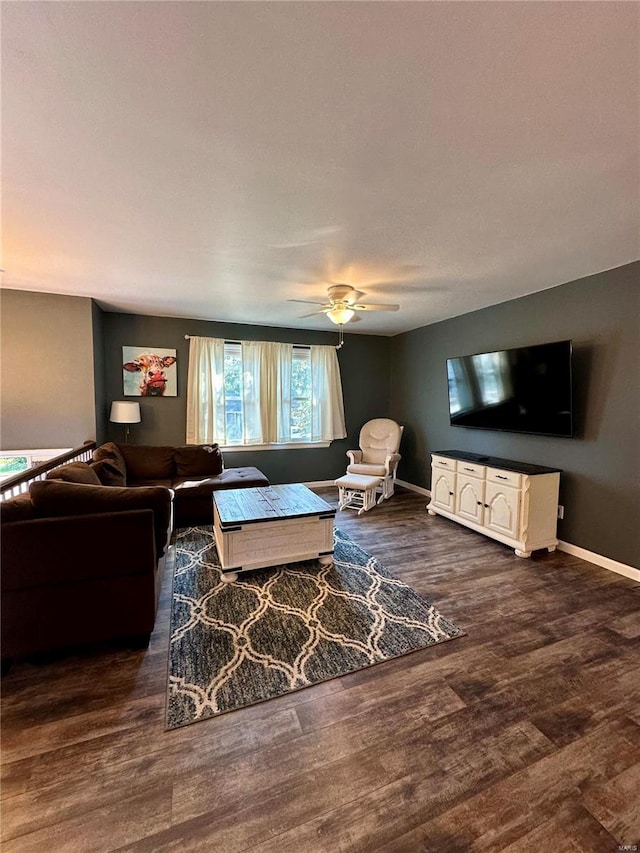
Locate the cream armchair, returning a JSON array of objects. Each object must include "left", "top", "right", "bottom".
[{"left": 346, "top": 418, "right": 404, "bottom": 500}]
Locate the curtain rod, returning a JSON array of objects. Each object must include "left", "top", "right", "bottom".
[{"left": 184, "top": 334, "right": 313, "bottom": 350}]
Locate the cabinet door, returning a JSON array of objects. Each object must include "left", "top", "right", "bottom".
[
  {"left": 484, "top": 482, "right": 520, "bottom": 539},
  {"left": 455, "top": 474, "right": 485, "bottom": 524},
  {"left": 431, "top": 468, "right": 456, "bottom": 512}
]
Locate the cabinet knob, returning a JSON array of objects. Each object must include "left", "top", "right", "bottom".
[
  {"left": 477, "top": 501, "right": 482, "bottom": 505},
  {"left": 484, "top": 503, "right": 489, "bottom": 508}
]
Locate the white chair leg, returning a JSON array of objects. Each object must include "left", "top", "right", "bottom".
[{"left": 381, "top": 476, "right": 395, "bottom": 500}]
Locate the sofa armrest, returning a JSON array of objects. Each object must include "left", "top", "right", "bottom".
[
  {"left": 346, "top": 450, "right": 363, "bottom": 465},
  {"left": 1, "top": 510, "right": 158, "bottom": 592}
]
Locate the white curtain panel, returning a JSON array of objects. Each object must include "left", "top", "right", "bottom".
[
  {"left": 186, "top": 336, "right": 226, "bottom": 445},
  {"left": 186, "top": 337, "right": 346, "bottom": 445},
  {"left": 311, "top": 345, "right": 347, "bottom": 443},
  {"left": 239, "top": 340, "right": 264, "bottom": 444},
  {"left": 238, "top": 340, "right": 293, "bottom": 444}
]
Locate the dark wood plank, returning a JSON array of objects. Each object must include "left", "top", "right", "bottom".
[{"left": 1, "top": 487, "right": 638, "bottom": 852}]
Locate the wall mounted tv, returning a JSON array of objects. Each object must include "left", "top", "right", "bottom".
[{"left": 447, "top": 340, "right": 573, "bottom": 437}]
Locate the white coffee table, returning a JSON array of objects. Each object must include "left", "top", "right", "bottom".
[{"left": 212, "top": 484, "right": 335, "bottom": 582}]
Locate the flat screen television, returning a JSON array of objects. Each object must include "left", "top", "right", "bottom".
[{"left": 447, "top": 340, "right": 573, "bottom": 437}]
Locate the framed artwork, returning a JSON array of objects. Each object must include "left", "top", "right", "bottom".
[{"left": 122, "top": 346, "right": 177, "bottom": 397}]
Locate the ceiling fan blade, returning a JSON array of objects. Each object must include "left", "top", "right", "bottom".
[
  {"left": 288, "top": 298, "right": 329, "bottom": 306},
  {"left": 353, "top": 303, "right": 400, "bottom": 312},
  {"left": 298, "top": 310, "right": 327, "bottom": 318}
]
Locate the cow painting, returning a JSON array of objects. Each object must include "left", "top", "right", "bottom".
[{"left": 122, "top": 347, "right": 177, "bottom": 397}]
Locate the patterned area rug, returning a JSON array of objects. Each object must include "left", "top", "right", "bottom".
[{"left": 166, "top": 526, "right": 463, "bottom": 729}]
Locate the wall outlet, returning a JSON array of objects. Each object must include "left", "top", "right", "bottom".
[{"left": 557, "top": 505, "right": 564, "bottom": 520}]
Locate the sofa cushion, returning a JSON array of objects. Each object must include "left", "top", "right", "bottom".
[
  {"left": 46, "top": 461, "right": 102, "bottom": 485},
  {"left": 173, "top": 476, "right": 223, "bottom": 499},
  {"left": 89, "top": 459, "right": 127, "bottom": 487},
  {"left": 29, "top": 480, "right": 172, "bottom": 557},
  {"left": 175, "top": 445, "right": 224, "bottom": 477},
  {"left": 118, "top": 445, "right": 176, "bottom": 480},
  {"left": 174, "top": 467, "right": 269, "bottom": 496},
  {"left": 93, "top": 442, "right": 127, "bottom": 486},
  {"left": 128, "top": 478, "right": 174, "bottom": 489},
  {"left": 0, "top": 493, "right": 37, "bottom": 523}
]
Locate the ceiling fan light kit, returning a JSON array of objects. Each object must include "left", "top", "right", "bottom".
[
  {"left": 327, "top": 305, "right": 355, "bottom": 325},
  {"left": 288, "top": 283, "right": 400, "bottom": 328}
]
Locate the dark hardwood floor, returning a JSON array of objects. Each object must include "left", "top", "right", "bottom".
[{"left": 2, "top": 488, "right": 639, "bottom": 852}]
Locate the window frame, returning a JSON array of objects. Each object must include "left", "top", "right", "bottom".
[{"left": 219, "top": 341, "right": 327, "bottom": 451}]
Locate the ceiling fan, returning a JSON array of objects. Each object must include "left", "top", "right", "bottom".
[{"left": 288, "top": 284, "right": 400, "bottom": 326}]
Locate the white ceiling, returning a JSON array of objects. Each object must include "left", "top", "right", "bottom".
[{"left": 2, "top": 2, "right": 638, "bottom": 336}]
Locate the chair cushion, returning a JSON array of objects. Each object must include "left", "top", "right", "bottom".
[
  {"left": 29, "top": 480, "right": 172, "bottom": 557},
  {"left": 359, "top": 418, "right": 402, "bottom": 465},
  {"left": 118, "top": 445, "right": 176, "bottom": 480},
  {"left": 347, "top": 462, "right": 388, "bottom": 477},
  {"left": 46, "top": 461, "right": 102, "bottom": 485},
  {"left": 174, "top": 445, "right": 223, "bottom": 477},
  {"left": 92, "top": 442, "right": 127, "bottom": 486},
  {"left": 335, "top": 473, "right": 382, "bottom": 488}
]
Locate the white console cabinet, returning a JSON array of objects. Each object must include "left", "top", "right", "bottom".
[{"left": 426, "top": 451, "right": 561, "bottom": 558}]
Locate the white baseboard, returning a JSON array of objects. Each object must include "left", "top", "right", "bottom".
[
  {"left": 307, "top": 479, "right": 431, "bottom": 493},
  {"left": 557, "top": 541, "right": 640, "bottom": 583},
  {"left": 396, "top": 478, "right": 431, "bottom": 498},
  {"left": 396, "top": 479, "right": 639, "bottom": 583}
]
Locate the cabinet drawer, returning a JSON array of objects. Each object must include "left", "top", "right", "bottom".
[
  {"left": 486, "top": 467, "right": 522, "bottom": 488},
  {"left": 432, "top": 455, "right": 457, "bottom": 471},
  {"left": 456, "top": 461, "right": 486, "bottom": 479}
]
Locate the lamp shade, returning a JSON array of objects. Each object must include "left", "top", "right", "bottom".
[
  {"left": 327, "top": 306, "right": 355, "bottom": 325},
  {"left": 110, "top": 401, "right": 141, "bottom": 424}
]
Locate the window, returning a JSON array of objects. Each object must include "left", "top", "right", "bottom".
[
  {"left": 223, "top": 343, "right": 244, "bottom": 443},
  {"left": 0, "top": 456, "right": 29, "bottom": 479},
  {"left": 290, "top": 347, "right": 312, "bottom": 442},
  {"left": 0, "top": 449, "right": 72, "bottom": 483},
  {"left": 186, "top": 337, "right": 346, "bottom": 448}
]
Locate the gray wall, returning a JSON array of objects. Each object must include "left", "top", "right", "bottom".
[
  {"left": 0, "top": 289, "right": 97, "bottom": 450},
  {"left": 390, "top": 262, "right": 640, "bottom": 567},
  {"left": 103, "top": 313, "right": 391, "bottom": 484}
]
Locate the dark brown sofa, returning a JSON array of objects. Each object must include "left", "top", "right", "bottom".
[
  {"left": 0, "top": 443, "right": 267, "bottom": 668},
  {"left": 92, "top": 442, "right": 269, "bottom": 527},
  {"left": 1, "top": 481, "right": 172, "bottom": 669}
]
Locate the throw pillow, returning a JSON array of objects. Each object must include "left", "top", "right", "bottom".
[
  {"left": 89, "top": 459, "right": 127, "bottom": 487},
  {"left": 93, "top": 442, "right": 127, "bottom": 486},
  {"left": 29, "top": 480, "right": 172, "bottom": 557},
  {"left": 46, "top": 461, "right": 102, "bottom": 486},
  {"left": 175, "top": 445, "right": 224, "bottom": 477}
]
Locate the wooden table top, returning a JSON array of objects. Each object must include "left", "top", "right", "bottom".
[{"left": 213, "top": 483, "right": 335, "bottom": 527}]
